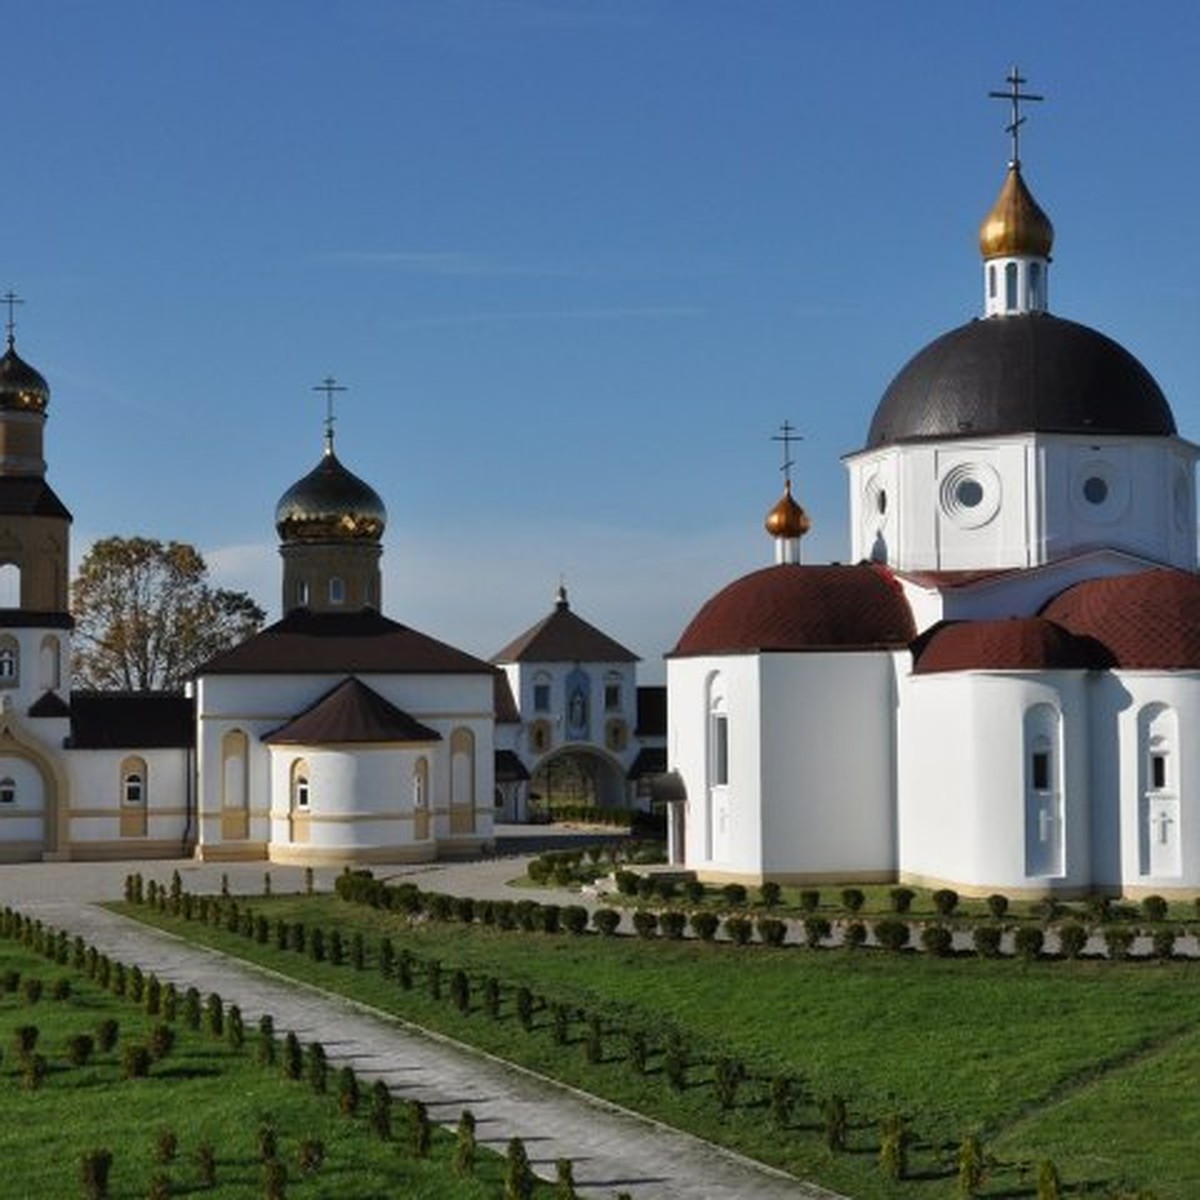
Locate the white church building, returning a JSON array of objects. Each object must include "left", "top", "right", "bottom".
[{"left": 667, "top": 92, "right": 1200, "bottom": 898}]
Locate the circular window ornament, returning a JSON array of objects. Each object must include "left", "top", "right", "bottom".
[
  {"left": 939, "top": 462, "right": 1001, "bottom": 529},
  {"left": 1070, "top": 460, "right": 1128, "bottom": 524}
]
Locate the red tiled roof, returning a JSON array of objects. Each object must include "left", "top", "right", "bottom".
[
  {"left": 492, "top": 592, "right": 637, "bottom": 664},
  {"left": 197, "top": 608, "right": 493, "bottom": 677},
  {"left": 913, "top": 617, "right": 1113, "bottom": 674},
  {"left": 263, "top": 677, "right": 441, "bottom": 745},
  {"left": 1041, "top": 568, "right": 1200, "bottom": 669},
  {"left": 671, "top": 563, "right": 916, "bottom": 656}
]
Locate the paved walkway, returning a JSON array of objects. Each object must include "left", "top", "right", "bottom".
[{"left": 0, "top": 852, "right": 838, "bottom": 1200}]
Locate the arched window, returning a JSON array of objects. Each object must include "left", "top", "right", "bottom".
[
  {"left": 988, "top": 264, "right": 996, "bottom": 299},
  {"left": 0, "top": 563, "right": 19, "bottom": 608},
  {"left": 328, "top": 577, "right": 345, "bottom": 606},
  {"left": 1139, "top": 704, "right": 1180, "bottom": 877},
  {"left": 121, "top": 756, "right": 148, "bottom": 805},
  {"left": 412, "top": 756, "right": 430, "bottom": 840},
  {"left": 1028, "top": 260, "right": 1042, "bottom": 308},
  {"left": 39, "top": 635, "right": 60, "bottom": 690},
  {"left": 0, "top": 778, "right": 14, "bottom": 804},
  {"left": 0, "top": 636, "right": 19, "bottom": 687},
  {"left": 296, "top": 579, "right": 310, "bottom": 607},
  {"left": 604, "top": 672, "right": 622, "bottom": 712},
  {"left": 291, "top": 760, "right": 310, "bottom": 810},
  {"left": 1004, "top": 262, "right": 1019, "bottom": 311},
  {"left": 533, "top": 672, "right": 551, "bottom": 713},
  {"left": 450, "top": 728, "right": 475, "bottom": 833},
  {"left": 1024, "top": 705, "right": 1063, "bottom": 878}
]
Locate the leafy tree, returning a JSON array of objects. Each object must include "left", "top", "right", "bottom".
[{"left": 71, "top": 537, "right": 264, "bottom": 690}]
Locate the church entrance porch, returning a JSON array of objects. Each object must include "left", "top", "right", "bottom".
[{"left": 529, "top": 748, "right": 627, "bottom": 818}]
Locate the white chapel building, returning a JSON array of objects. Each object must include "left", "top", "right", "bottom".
[{"left": 667, "top": 110, "right": 1200, "bottom": 898}]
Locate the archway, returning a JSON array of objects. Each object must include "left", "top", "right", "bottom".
[{"left": 529, "top": 747, "right": 627, "bottom": 816}]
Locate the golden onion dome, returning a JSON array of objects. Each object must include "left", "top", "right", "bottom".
[
  {"left": 764, "top": 479, "right": 811, "bottom": 540},
  {"left": 0, "top": 340, "right": 49, "bottom": 414},
  {"left": 275, "top": 441, "right": 386, "bottom": 543},
  {"left": 979, "top": 165, "right": 1054, "bottom": 260}
]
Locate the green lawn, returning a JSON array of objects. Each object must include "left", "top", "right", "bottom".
[
  {"left": 108, "top": 886, "right": 1197, "bottom": 1199},
  {"left": 0, "top": 938, "right": 555, "bottom": 1199}
]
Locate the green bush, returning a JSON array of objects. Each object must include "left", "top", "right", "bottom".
[
  {"left": 122, "top": 1044, "right": 151, "bottom": 1079},
  {"left": 770, "top": 1075, "right": 796, "bottom": 1127},
  {"left": 155, "top": 1128, "right": 178, "bottom": 1164},
  {"left": 888, "top": 887, "right": 915, "bottom": 914},
  {"left": 14, "top": 1023, "right": 38, "bottom": 1055},
  {"left": 714, "top": 1055, "right": 745, "bottom": 1110},
  {"left": 337, "top": 1065, "right": 360, "bottom": 1116},
  {"left": 920, "top": 924, "right": 953, "bottom": 957},
  {"left": 972, "top": 925, "right": 1003, "bottom": 958},
  {"left": 450, "top": 969, "right": 470, "bottom": 1013},
  {"left": 515, "top": 987, "right": 535, "bottom": 1031},
  {"left": 21, "top": 976, "right": 42, "bottom": 1004},
  {"left": 80, "top": 1149, "right": 113, "bottom": 1200},
  {"left": 723, "top": 916, "right": 753, "bottom": 945},
  {"left": 758, "top": 881, "right": 782, "bottom": 908},
  {"left": 721, "top": 883, "right": 748, "bottom": 908},
  {"left": 1058, "top": 921, "right": 1088, "bottom": 960},
  {"left": 1152, "top": 927, "right": 1177, "bottom": 960},
  {"left": 798, "top": 889, "right": 820, "bottom": 913},
  {"left": 454, "top": 1110, "right": 477, "bottom": 1177},
  {"left": 282, "top": 1031, "right": 303, "bottom": 1080},
  {"left": 874, "top": 919, "right": 910, "bottom": 952},
  {"left": 627, "top": 1029, "right": 648, "bottom": 1074},
  {"left": 148, "top": 1023, "right": 175, "bottom": 1060},
  {"left": 879, "top": 1113, "right": 909, "bottom": 1181},
  {"left": 631, "top": 910, "right": 659, "bottom": 939},
  {"left": 408, "top": 1099, "right": 431, "bottom": 1158},
  {"left": 932, "top": 888, "right": 959, "bottom": 916},
  {"left": 307, "top": 1041, "right": 328, "bottom": 1093},
  {"left": 683, "top": 880, "right": 705, "bottom": 906},
  {"left": 204, "top": 993, "right": 223, "bottom": 1038},
  {"left": 96, "top": 1018, "right": 119, "bottom": 1053},
  {"left": 555, "top": 1157, "right": 578, "bottom": 1200},
  {"left": 803, "top": 916, "right": 831, "bottom": 949},
  {"left": 561, "top": 906, "right": 589, "bottom": 935},
  {"left": 757, "top": 917, "right": 787, "bottom": 947},
  {"left": 660, "top": 910, "right": 687, "bottom": 940},
  {"left": 1014, "top": 926, "right": 1045, "bottom": 961},
  {"left": 504, "top": 1137, "right": 534, "bottom": 1200},
  {"left": 822, "top": 1095, "right": 848, "bottom": 1151},
  {"left": 298, "top": 1135, "right": 325, "bottom": 1174},
  {"left": 257, "top": 1014, "right": 276, "bottom": 1066},
  {"left": 1104, "top": 926, "right": 1136, "bottom": 961},
  {"left": 986, "top": 893, "right": 1009, "bottom": 919},
  {"left": 195, "top": 1141, "right": 216, "bottom": 1188},
  {"left": 843, "top": 921, "right": 867, "bottom": 950},
  {"left": 540, "top": 903, "right": 561, "bottom": 933},
  {"left": 664, "top": 1034, "right": 688, "bottom": 1091},
  {"left": 67, "top": 1033, "right": 95, "bottom": 1066},
  {"left": 690, "top": 911, "right": 719, "bottom": 941},
  {"left": 369, "top": 1080, "right": 392, "bottom": 1140},
  {"left": 614, "top": 869, "right": 639, "bottom": 896},
  {"left": 592, "top": 908, "right": 621, "bottom": 937},
  {"left": 840, "top": 887, "right": 865, "bottom": 913},
  {"left": 1141, "top": 895, "right": 1169, "bottom": 923}
]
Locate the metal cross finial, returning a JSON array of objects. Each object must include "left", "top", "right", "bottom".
[
  {"left": 771, "top": 420, "right": 802, "bottom": 486},
  {"left": 312, "top": 375, "right": 347, "bottom": 450},
  {"left": 1, "top": 290, "right": 24, "bottom": 350},
  {"left": 989, "top": 66, "right": 1044, "bottom": 168}
]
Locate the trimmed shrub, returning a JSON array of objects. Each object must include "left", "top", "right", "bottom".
[
  {"left": 986, "top": 893, "right": 1009, "bottom": 920},
  {"left": 203, "top": 993, "right": 223, "bottom": 1038},
  {"left": 21, "top": 976, "right": 43, "bottom": 1004},
  {"left": 52, "top": 977, "right": 71, "bottom": 1001},
  {"left": 504, "top": 1137, "right": 535, "bottom": 1200},
  {"left": 226, "top": 1004, "right": 245, "bottom": 1050},
  {"left": 1086, "top": 894, "right": 1112, "bottom": 923},
  {"left": 262, "top": 1158, "right": 286, "bottom": 1200},
  {"left": 770, "top": 1075, "right": 795, "bottom": 1127},
  {"left": 14, "top": 1023, "right": 39, "bottom": 1055},
  {"left": 888, "top": 887, "right": 915, "bottom": 914},
  {"left": 879, "top": 1113, "right": 909, "bottom": 1181},
  {"left": 555, "top": 1157, "right": 578, "bottom": 1200},
  {"left": 798, "top": 889, "right": 820, "bottom": 913},
  {"left": 1104, "top": 925, "right": 1136, "bottom": 961},
  {"left": 843, "top": 921, "right": 867, "bottom": 950},
  {"left": 758, "top": 881, "right": 782, "bottom": 908},
  {"left": 803, "top": 916, "right": 831, "bottom": 949},
  {"left": 408, "top": 1099, "right": 432, "bottom": 1158},
  {"left": 840, "top": 887, "right": 865, "bottom": 913},
  {"left": 551, "top": 1003, "right": 570, "bottom": 1046},
  {"left": 690, "top": 911, "right": 719, "bottom": 942},
  {"left": 337, "top": 1065, "right": 360, "bottom": 1116},
  {"left": 932, "top": 888, "right": 959, "bottom": 917},
  {"left": 873, "top": 918, "right": 910, "bottom": 952},
  {"left": 921, "top": 924, "right": 954, "bottom": 957},
  {"left": 584, "top": 1013, "right": 603, "bottom": 1064},
  {"left": 561, "top": 906, "right": 589, "bottom": 935},
  {"left": 540, "top": 903, "right": 561, "bottom": 934},
  {"left": 307, "top": 1041, "right": 328, "bottom": 1093},
  {"left": 155, "top": 1128, "right": 178, "bottom": 1164},
  {"left": 483, "top": 976, "right": 501, "bottom": 1019},
  {"left": 453, "top": 896, "right": 476, "bottom": 925},
  {"left": 450, "top": 969, "right": 470, "bottom": 1014},
  {"left": 378, "top": 937, "right": 395, "bottom": 978},
  {"left": 627, "top": 1029, "right": 648, "bottom": 1074},
  {"left": 724, "top": 915, "right": 753, "bottom": 946},
  {"left": 351, "top": 932, "right": 365, "bottom": 970},
  {"left": 683, "top": 880, "right": 705, "bottom": 906},
  {"left": 282, "top": 1031, "right": 303, "bottom": 1081},
  {"left": 664, "top": 1034, "right": 688, "bottom": 1091},
  {"left": 81, "top": 1149, "right": 113, "bottom": 1200},
  {"left": 592, "top": 908, "right": 621, "bottom": 937},
  {"left": 1152, "top": 927, "right": 1177, "bottom": 960},
  {"left": 1014, "top": 925, "right": 1045, "bottom": 961},
  {"left": 632, "top": 910, "right": 659, "bottom": 939},
  {"left": 1142, "top": 894, "right": 1169, "bottom": 923},
  {"left": 614, "top": 868, "right": 639, "bottom": 896},
  {"left": 972, "top": 925, "right": 1003, "bottom": 959},
  {"left": 298, "top": 1135, "right": 325, "bottom": 1175},
  {"left": 369, "top": 1079, "right": 392, "bottom": 1140},
  {"left": 515, "top": 987, "right": 535, "bottom": 1032},
  {"left": 148, "top": 1023, "right": 175, "bottom": 1060},
  {"left": 195, "top": 1140, "right": 216, "bottom": 1188},
  {"left": 957, "top": 1132, "right": 986, "bottom": 1195},
  {"left": 721, "top": 883, "right": 748, "bottom": 908},
  {"left": 96, "top": 1018, "right": 119, "bottom": 1053},
  {"left": 67, "top": 1033, "right": 95, "bottom": 1066},
  {"left": 454, "top": 1110, "right": 477, "bottom": 1177},
  {"left": 1058, "top": 921, "right": 1088, "bottom": 960},
  {"left": 822, "top": 1095, "right": 848, "bottom": 1151},
  {"left": 427, "top": 959, "right": 443, "bottom": 1001},
  {"left": 21, "top": 1052, "right": 47, "bottom": 1090},
  {"left": 757, "top": 917, "right": 787, "bottom": 947},
  {"left": 714, "top": 1055, "right": 745, "bottom": 1110},
  {"left": 122, "top": 1044, "right": 151, "bottom": 1079}
]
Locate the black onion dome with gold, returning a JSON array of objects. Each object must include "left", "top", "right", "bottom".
[
  {"left": 275, "top": 438, "right": 386, "bottom": 544},
  {"left": 0, "top": 340, "right": 49, "bottom": 414}
]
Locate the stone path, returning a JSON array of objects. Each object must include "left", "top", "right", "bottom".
[{"left": 0, "top": 856, "right": 838, "bottom": 1200}]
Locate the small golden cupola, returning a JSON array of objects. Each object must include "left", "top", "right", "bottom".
[
  {"left": 980, "top": 67, "right": 1053, "bottom": 318},
  {"left": 276, "top": 378, "right": 387, "bottom": 615},
  {"left": 765, "top": 421, "right": 810, "bottom": 565}
]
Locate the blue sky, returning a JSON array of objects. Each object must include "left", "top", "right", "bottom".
[{"left": 6, "top": 2, "right": 1200, "bottom": 679}]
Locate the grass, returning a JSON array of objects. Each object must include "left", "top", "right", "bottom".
[
  {"left": 110, "top": 885, "right": 1200, "bottom": 1198},
  {"left": 0, "top": 937, "right": 555, "bottom": 1199}
]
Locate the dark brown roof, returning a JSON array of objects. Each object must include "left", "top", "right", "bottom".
[
  {"left": 28, "top": 690, "right": 71, "bottom": 718},
  {"left": 635, "top": 686, "right": 666, "bottom": 736},
  {"left": 495, "top": 749, "right": 530, "bottom": 782},
  {"left": 671, "top": 563, "right": 916, "bottom": 657},
  {"left": 68, "top": 691, "right": 194, "bottom": 749},
  {"left": 197, "top": 608, "right": 494, "bottom": 677},
  {"left": 492, "top": 589, "right": 637, "bottom": 664},
  {"left": 0, "top": 478, "right": 71, "bottom": 521},
  {"left": 0, "top": 610, "right": 73, "bottom": 629},
  {"left": 263, "top": 677, "right": 441, "bottom": 745},
  {"left": 1041, "top": 569, "right": 1200, "bottom": 669},
  {"left": 913, "top": 618, "right": 1114, "bottom": 674},
  {"left": 493, "top": 671, "right": 520, "bottom": 723}
]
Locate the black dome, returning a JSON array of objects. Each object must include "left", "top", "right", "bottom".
[
  {"left": 865, "top": 313, "right": 1175, "bottom": 449},
  {"left": 275, "top": 446, "right": 386, "bottom": 543}
]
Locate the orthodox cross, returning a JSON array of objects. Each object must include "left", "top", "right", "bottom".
[
  {"left": 313, "top": 375, "right": 347, "bottom": 449},
  {"left": 771, "top": 419, "right": 802, "bottom": 486},
  {"left": 989, "top": 66, "right": 1043, "bottom": 168},
  {"left": 1, "top": 290, "right": 24, "bottom": 349}
]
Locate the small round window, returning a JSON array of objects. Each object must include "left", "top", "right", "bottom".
[
  {"left": 1083, "top": 476, "right": 1109, "bottom": 505},
  {"left": 956, "top": 479, "right": 984, "bottom": 508}
]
